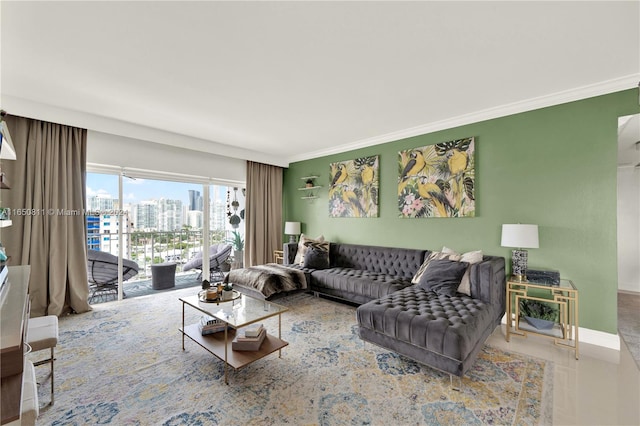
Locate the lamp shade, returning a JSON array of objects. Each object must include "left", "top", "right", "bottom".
[
  {"left": 501, "top": 224, "right": 539, "bottom": 249},
  {"left": 284, "top": 221, "right": 301, "bottom": 235}
]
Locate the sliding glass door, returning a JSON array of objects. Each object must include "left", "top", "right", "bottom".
[{"left": 86, "top": 170, "right": 245, "bottom": 302}]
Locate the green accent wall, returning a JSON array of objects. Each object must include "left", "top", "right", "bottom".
[{"left": 284, "top": 89, "right": 639, "bottom": 334}]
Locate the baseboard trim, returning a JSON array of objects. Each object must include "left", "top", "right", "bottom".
[
  {"left": 501, "top": 315, "right": 620, "bottom": 351},
  {"left": 579, "top": 327, "right": 620, "bottom": 351}
]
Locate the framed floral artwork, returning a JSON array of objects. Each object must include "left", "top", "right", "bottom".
[
  {"left": 398, "top": 137, "right": 475, "bottom": 218},
  {"left": 329, "top": 155, "right": 379, "bottom": 218}
]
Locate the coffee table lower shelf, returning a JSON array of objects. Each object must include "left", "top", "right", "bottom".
[{"left": 180, "top": 324, "right": 288, "bottom": 377}]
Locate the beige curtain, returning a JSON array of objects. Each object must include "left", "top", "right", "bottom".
[
  {"left": 245, "top": 161, "right": 283, "bottom": 266},
  {"left": 3, "top": 115, "right": 91, "bottom": 317}
]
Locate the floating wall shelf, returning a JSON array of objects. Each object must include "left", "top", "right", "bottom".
[{"left": 299, "top": 176, "right": 321, "bottom": 200}]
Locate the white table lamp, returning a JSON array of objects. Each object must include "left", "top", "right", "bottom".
[
  {"left": 501, "top": 224, "right": 539, "bottom": 281},
  {"left": 284, "top": 221, "right": 301, "bottom": 243}
]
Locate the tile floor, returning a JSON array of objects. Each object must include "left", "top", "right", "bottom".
[{"left": 487, "top": 294, "right": 640, "bottom": 425}]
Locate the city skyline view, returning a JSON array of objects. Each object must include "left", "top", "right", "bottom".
[{"left": 86, "top": 173, "right": 231, "bottom": 206}]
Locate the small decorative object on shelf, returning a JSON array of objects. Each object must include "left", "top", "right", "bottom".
[
  {"left": 519, "top": 299, "right": 557, "bottom": 330},
  {"left": 299, "top": 175, "right": 321, "bottom": 200},
  {"left": 199, "top": 316, "right": 228, "bottom": 336},
  {"left": 525, "top": 268, "right": 560, "bottom": 286},
  {"left": 232, "top": 327, "right": 267, "bottom": 351}
]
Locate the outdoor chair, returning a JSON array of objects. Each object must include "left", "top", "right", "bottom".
[
  {"left": 183, "top": 243, "right": 232, "bottom": 282},
  {"left": 87, "top": 249, "right": 139, "bottom": 303}
]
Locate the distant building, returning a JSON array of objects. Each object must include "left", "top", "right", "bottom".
[
  {"left": 157, "top": 198, "right": 183, "bottom": 231},
  {"left": 85, "top": 210, "right": 131, "bottom": 258},
  {"left": 211, "top": 199, "right": 227, "bottom": 231},
  {"left": 88, "top": 194, "right": 114, "bottom": 211},
  {"left": 99, "top": 211, "right": 132, "bottom": 257},
  {"left": 132, "top": 201, "right": 158, "bottom": 231},
  {"left": 87, "top": 215, "right": 100, "bottom": 250},
  {"left": 187, "top": 210, "right": 203, "bottom": 229},
  {"left": 188, "top": 189, "right": 203, "bottom": 212}
]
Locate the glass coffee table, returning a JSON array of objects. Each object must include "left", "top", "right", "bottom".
[{"left": 179, "top": 292, "right": 289, "bottom": 384}]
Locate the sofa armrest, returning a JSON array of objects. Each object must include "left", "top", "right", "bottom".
[
  {"left": 283, "top": 242, "right": 298, "bottom": 265},
  {"left": 469, "top": 256, "right": 506, "bottom": 319}
]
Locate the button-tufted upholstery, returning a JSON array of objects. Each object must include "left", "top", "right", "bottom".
[
  {"left": 283, "top": 241, "right": 506, "bottom": 377},
  {"left": 311, "top": 268, "right": 414, "bottom": 304},
  {"left": 284, "top": 242, "right": 427, "bottom": 304},
  {"left": 329, "top": 244, "right": 426, "bottom": 278},
  {"left": 357, "top": 286, "right": 497, "bottom": 377}
]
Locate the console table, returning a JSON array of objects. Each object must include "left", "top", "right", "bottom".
[
  {"left": 505, "top": 277, "right": 579, "bottom": 359},
  {"left": 1, "top": 265, "right": 37, "bottom": 425}
]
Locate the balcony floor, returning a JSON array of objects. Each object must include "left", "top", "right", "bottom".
[{"left": 89, "top": 272, "right": 202, "bottom": 304}]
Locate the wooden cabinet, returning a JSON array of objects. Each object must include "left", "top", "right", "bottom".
[{"left": 1, "top": 266, "right": 32, "bottom": 424}]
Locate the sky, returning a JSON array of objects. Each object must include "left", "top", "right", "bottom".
[{"left": 86, "top": 173, "right": 231, "bottom": 206}]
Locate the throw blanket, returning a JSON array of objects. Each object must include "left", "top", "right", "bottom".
[{"left": 224, "top": 264, "right": 307, "bottom": 298}]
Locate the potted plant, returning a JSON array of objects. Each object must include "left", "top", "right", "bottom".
[
  {"left": 220, "top": 258, "right": 232, "bottom": 273},
  {"left": 226, "top": 231, "right": 244, "bottom": 268},
  {"left": 519, "top": 299, "right": 558, "bottom": 330},
  {"left": 222, "top": 282, "right": 234, "bottom": 300},
  {"left": 305, "top": 178, "right": 314, "bottom": 188}
]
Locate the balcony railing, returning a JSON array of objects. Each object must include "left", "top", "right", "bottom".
[{"left": 87, "top": 229, "right": 230, "bottom": 280}]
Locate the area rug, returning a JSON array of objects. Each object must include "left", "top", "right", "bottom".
[{"left": 34, "top": 287, "right": 553, "bottom": 425}]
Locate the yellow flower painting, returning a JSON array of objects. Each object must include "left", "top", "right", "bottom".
[
  {"left": 398, "top": 137, "right": 475, "bottom": 218},
  {"left": 329, "top": 155, "right": 379, "bottom": 218}
]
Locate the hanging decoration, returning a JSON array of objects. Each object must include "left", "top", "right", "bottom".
[{"left": 229, "top": 187, "right": 241, "bottom": 228}]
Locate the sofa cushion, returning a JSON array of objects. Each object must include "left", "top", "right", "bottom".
[
  {"left": 356, "top": 286, "right": 496, "bottom": 363},
  {"left": 294, "top": 234, "right": 325, "bottom": 265},
  {"left": 412, "top": 251, "right": 462, "bottom": 284},
  {"left": 311, "top": 267, "right": 414, "bottom": 301},
  {"left": 442, "top": 246, "right": 484, "bottom": 296},
  {"left": 303, "top": 245, "right": 330, "bottom": 269},
  {"left": 417, "top": 259, "right": 469, "bottom": 296}
]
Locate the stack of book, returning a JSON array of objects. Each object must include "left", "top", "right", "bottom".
[
  {"left": 232, "top": 323, "right": 267, "bottom": 351},
  {"left": 198, "top": 316, "right": 227, "bottom": 336}
]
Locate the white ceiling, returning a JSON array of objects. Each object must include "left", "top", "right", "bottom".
[{"left": 1, "top": 1, "right": 639, "bottom": 167}]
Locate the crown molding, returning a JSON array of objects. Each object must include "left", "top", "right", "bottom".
[{"left": 287, "top": 74, "right": 640, "bottom": 164}]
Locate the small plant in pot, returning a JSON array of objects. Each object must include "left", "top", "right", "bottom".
[
  {"left": 519, "top": 299, "right": 558, "bottom": 330},
  {"left": 225, "top": 230, "right": 245, "bottom": 268},
  {"left": 222, "top": 282, "right": 234, "bottom": 300},
  {"left": 305, "top": 178, "right": 314, "bottom": 188}
]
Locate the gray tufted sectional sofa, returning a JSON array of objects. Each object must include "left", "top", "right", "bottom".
[{"left": 284, "top": 241, "right": 506, "bottom": 379}]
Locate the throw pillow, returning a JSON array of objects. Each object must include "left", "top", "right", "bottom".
[
  {"left": 412, "top": 251, "right": 462, "bottom": 284},
  {"left": 303, "top": 243, "right": 330, "bottom": 269},
  {"left": 294, "top": 234, "right": 325, "bottom": 265},
  {"left": 418, "top": 259, "right": 469, "bottom": 296},
  {"left": 442, "top": 246, "right": 483, "bottom": 296}
]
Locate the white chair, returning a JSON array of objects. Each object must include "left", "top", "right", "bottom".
[{"left": 27, "top": 315, "right": 58, "bottom": 406}]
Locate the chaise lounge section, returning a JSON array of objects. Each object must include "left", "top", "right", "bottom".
[
  {"left": 356, "top": 255, "right": 505, "bottom": 378},
  {"left": 284, "top": 241, "right": 506, "bottom": 379}
]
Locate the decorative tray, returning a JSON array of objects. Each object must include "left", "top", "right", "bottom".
[{"left": 198, "top": 289, "right": 241, "bottom": 304}]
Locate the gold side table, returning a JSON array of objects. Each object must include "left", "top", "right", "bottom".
[
  {"left": 273, "top": 250, "right": 284, "bottom": 264},
  {"left": 505, "top": 277, "right": 579, "bottom": 359}
]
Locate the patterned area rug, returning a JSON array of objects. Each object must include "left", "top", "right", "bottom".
[{"left": 34, "top": 287, "right": 553, "bottom": 425}]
